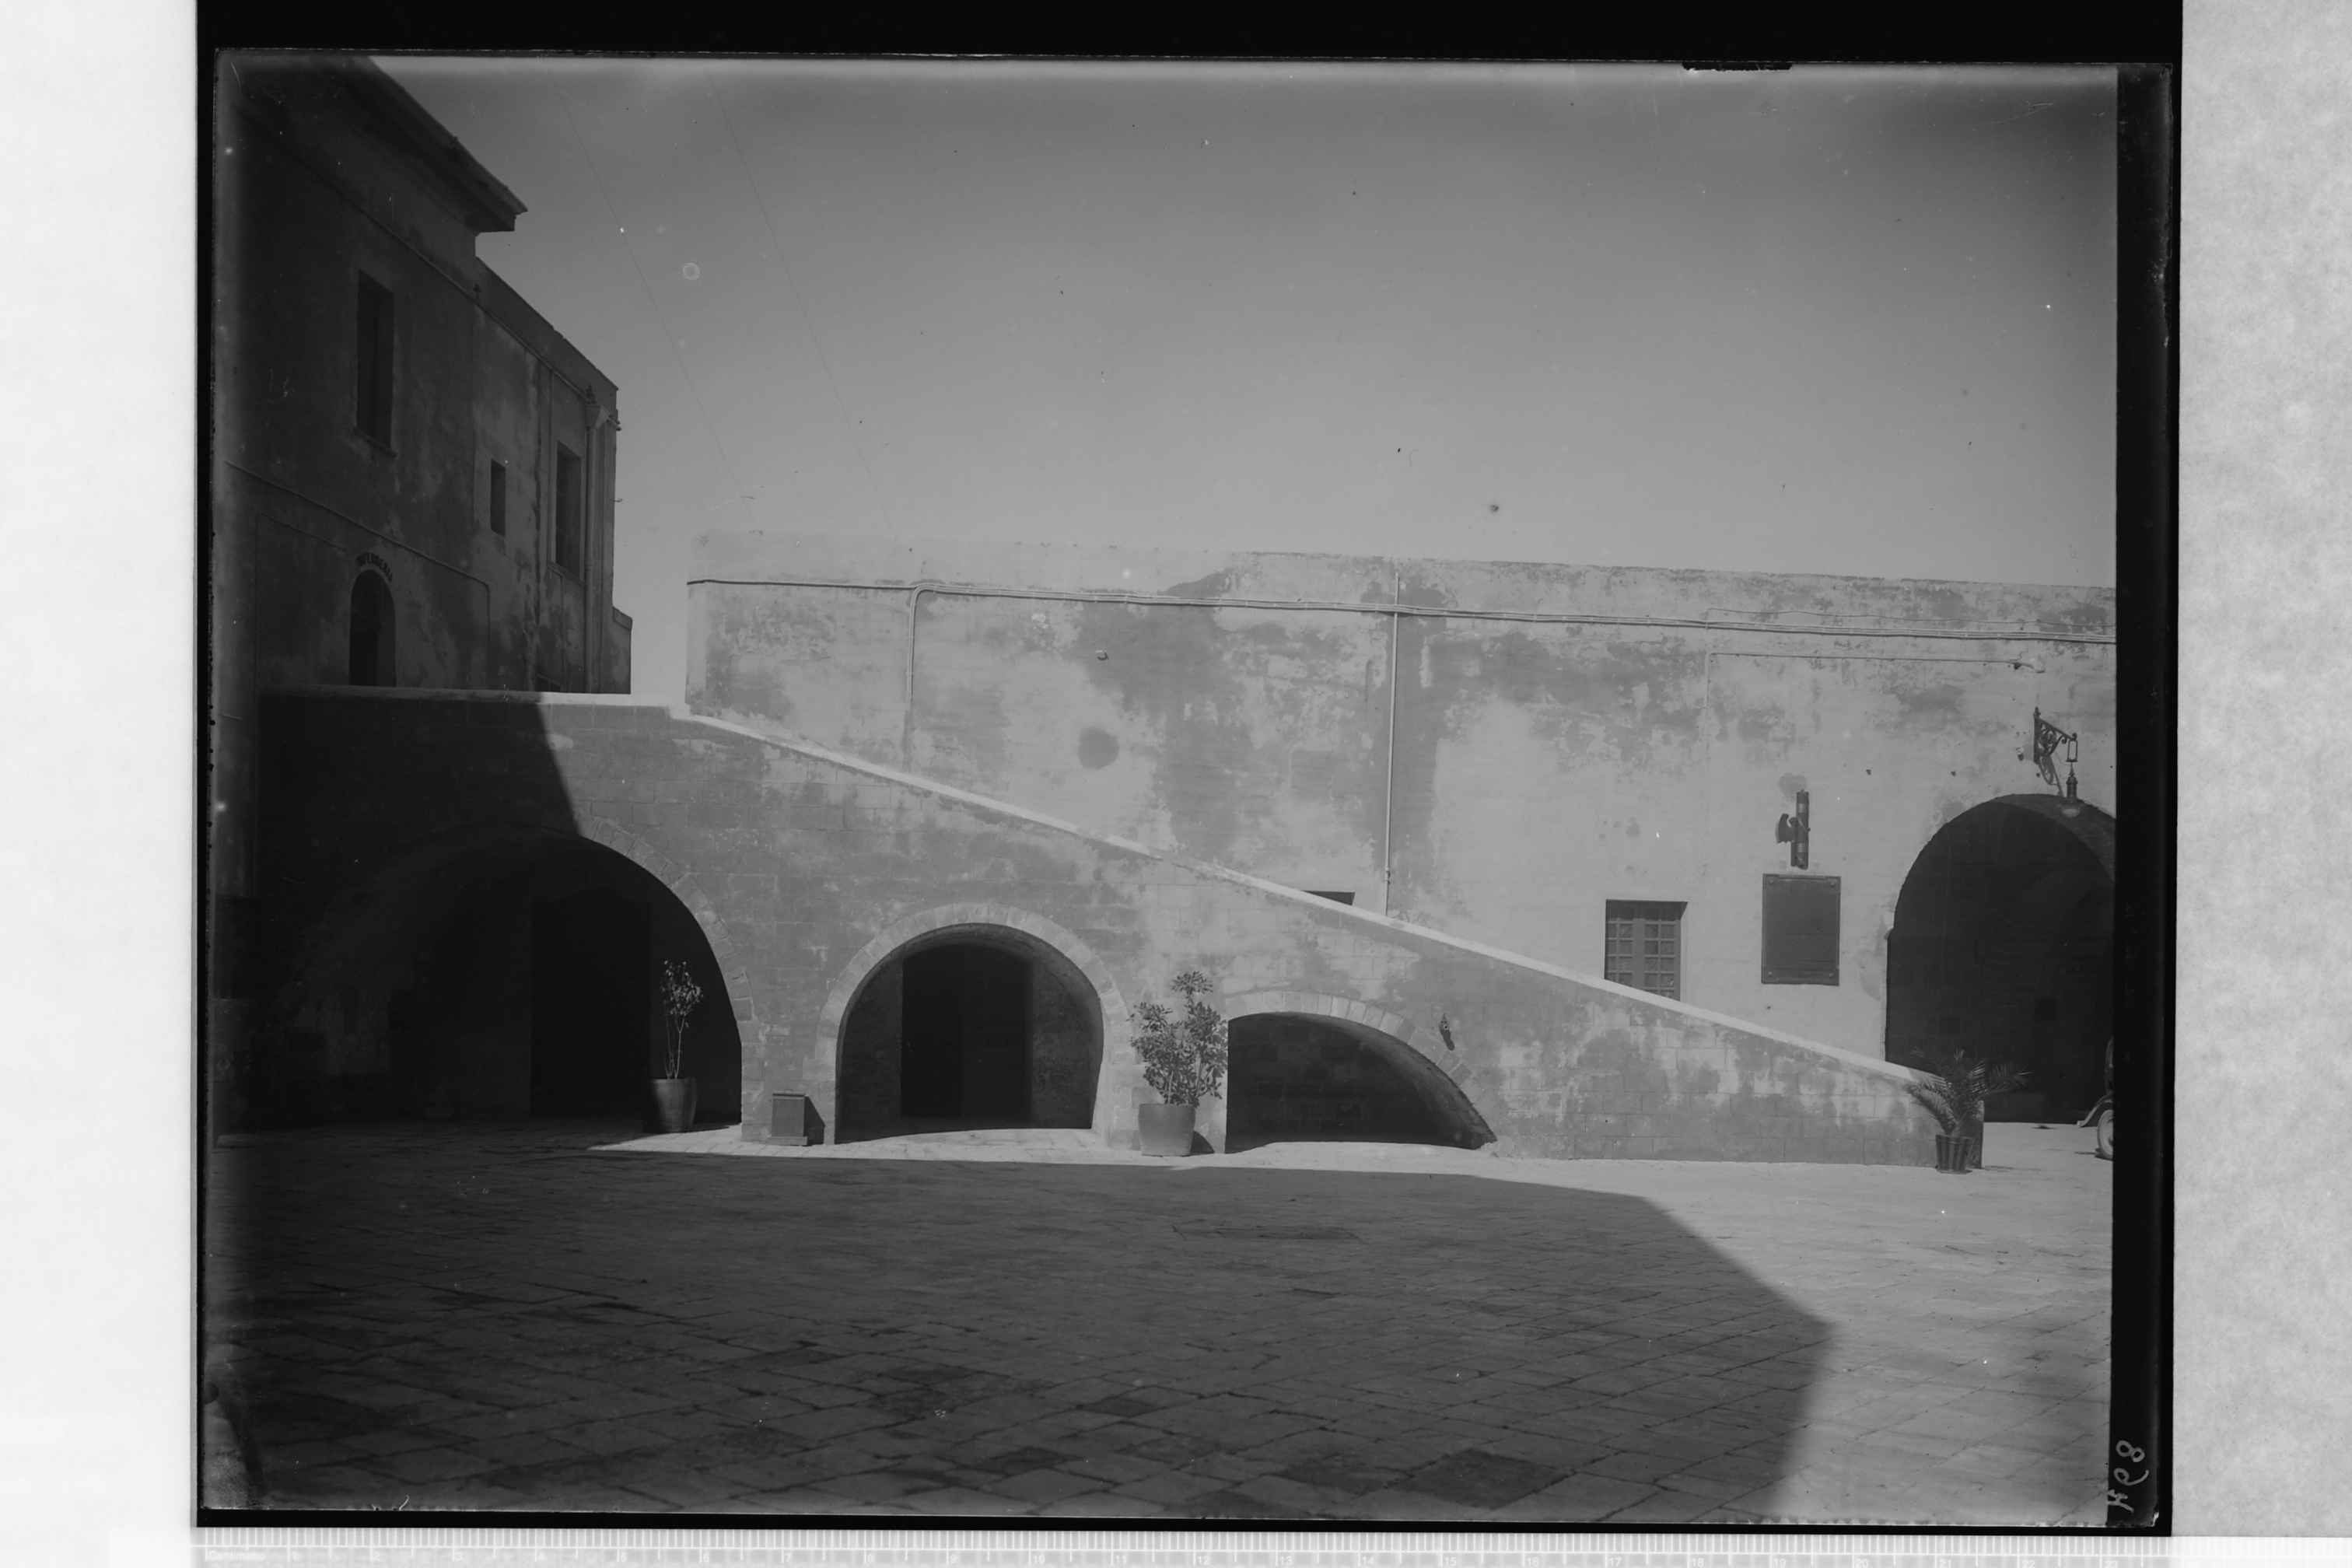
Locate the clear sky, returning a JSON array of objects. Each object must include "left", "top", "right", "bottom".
[{"left": 379, "top": 59, "right": 2119, "bottom": 702}]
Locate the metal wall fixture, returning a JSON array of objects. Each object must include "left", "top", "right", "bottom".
[
  {"left": 2029, "top": 706, "right": 2082, "bottom": 814},
  {"left": 1775, "top": 790, "right": 1811, "bottom": 869}
]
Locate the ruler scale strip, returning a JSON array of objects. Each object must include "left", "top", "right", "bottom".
[{"left": 180, "top": 1530, "right": 2258, "bottom": 1568}]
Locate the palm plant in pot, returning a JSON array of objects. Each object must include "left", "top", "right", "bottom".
[
  {"left": 1132, "top": 970, "right": 1228, "bottom": 1157},
  {"left": 652, "top": 959, "right": 704, "bottom": 1133},
  {"left": 1906, "top": 1045, "right": 2029, "bottom": 1173}
]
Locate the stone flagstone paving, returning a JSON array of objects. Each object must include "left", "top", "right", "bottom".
[{"left": 201, "top": 1122, "right": 2109, "bottom": 1524}]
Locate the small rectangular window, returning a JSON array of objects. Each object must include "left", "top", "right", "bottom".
[
  {"left": 488, "top": 460, "right": 507, "bottom": 535},
  {"left": 1762, "top": 874, "right": 1840, "bottom": 985},
  {"left": 355, "top": 275, "right": 394, "bottom": 445},
  {"left": 554, "top": 444, "right": 583, "bottom": 574},
  {"left": 1604, "top": 899, "right": 1685, "bottom": 999}
]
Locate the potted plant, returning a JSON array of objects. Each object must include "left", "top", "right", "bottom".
[
  {"left": 1132, "top": 970, "right": 1228, "bottom": 1157},
  {"left": 1905, "top": 1045, "right": 2030, "bottom": 1173},
  {"left": 652, "top": 959, "right": 704, "bottom": 1133},
  {"left": 2076, "top": 1037, "right": 2115, "bottom": 1161}
]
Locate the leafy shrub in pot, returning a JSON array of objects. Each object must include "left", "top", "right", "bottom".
[{"left": 1131, "top": 970, "right": 1228, "bottom": 1156}]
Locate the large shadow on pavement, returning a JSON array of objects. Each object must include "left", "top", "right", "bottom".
[
  {"left": 204, "top": 1132, "right": 1837, "bottom": 1524},
  {"left": 204, "top": 691, "right": 746, "bottom": 1511}
]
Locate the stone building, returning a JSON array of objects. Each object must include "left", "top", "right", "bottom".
[
  {"left": 691, "top": 533, "right": 2117, "bottom": 1125},
  {"left": 224, "top": 526, "right": 2114, "bottom": 1160},
  {"left": 208, "top": 56, "right": 632, "bottom": 1125},
  {"left": 203, "top": 65, "right": 2116, "bottom": 1163}
]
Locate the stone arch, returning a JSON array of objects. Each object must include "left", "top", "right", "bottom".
[
  {"left": 1885, "top": 793, "right": 2115, "bottom": 1121},
  {"left": 1967, "top": 791, "right": 2116, "bottom": 878},
  {"left": 565, "top": 811, "right": 764, "bottom": 1048},
  {"left": 1220, "top": 990, "right": 1431, "bottom": 1060},
  {"left": 261, "top": 814, "right": 765, "bottom": 1122},
  {"left": 820, "top": 903, "right": 1131, "bottom": 1142},
  {"left": 1220, "top": 988, "right": 1497, "bottom": 1150}
]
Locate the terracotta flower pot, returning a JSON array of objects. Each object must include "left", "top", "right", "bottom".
[
  {"left": 651, "top": 1077, "right": 698, "bottom": 1133},
  {"left": 1137, "top": 1102, "right": 1196, "bottom": 1157}
]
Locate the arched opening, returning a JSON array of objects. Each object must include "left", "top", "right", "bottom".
[
  {"left": 260, "top": 827, "right": 741, "bottom": 1127},
  {"left": 1885, "top": 794, "right": 2114, "bottom": 1122},
  {"left": 347, "top": 572, "right": 395, "bottom": 687},
  {"left": 834, "top": 926, "right": 1102, "bottom": 1143},
  {"left": 1226, "top": 1011, "right": 1493, "bottom": 1153}
]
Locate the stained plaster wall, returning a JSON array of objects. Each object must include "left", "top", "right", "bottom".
[
  {"left": 254, "top": 688, "right": 1943, "bottom": 1163},
  {"left": 689, "top": 533, "right": 2116, "bottom": 1060}
]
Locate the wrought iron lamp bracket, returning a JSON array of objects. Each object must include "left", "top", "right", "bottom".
[{"left": 2031, "top": 706, "right": 2080, "bottom": 801}]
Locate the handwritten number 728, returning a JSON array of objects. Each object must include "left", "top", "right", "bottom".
[{"left": 2112, "top": 1440, "right": 2150, "bottom": 1489}]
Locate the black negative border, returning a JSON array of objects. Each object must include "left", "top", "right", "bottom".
[{"left": 192, "top": 4, "right": 2183, "bottom": 1541}]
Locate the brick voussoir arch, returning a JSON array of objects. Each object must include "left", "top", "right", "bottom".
[{"left": 818, "top": 902, "right": 1136, "bottom": 1139}]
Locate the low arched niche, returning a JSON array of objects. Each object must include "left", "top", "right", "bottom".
[
  {"left": 826, "top": 913, "right": 1117, "bottom": 1144},
  {"left": 1220, "top": 992, "right": 1495, "bottom": 1153}
]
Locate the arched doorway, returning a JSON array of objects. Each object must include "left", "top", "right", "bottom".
[
  {"left": 348, "top": 572, "right": 394, "bottom": 687},
  {"left": 834, "top": 925, "right": 1104, "bottom": 1143},
  {"left": 1885, "top": 794, "right": 2114, "bottom": 1122},
  {"left": 1225, "top": 1007, "right": 1494, "bottom": 1153},
  {"left": 261, "top": 827, "right": 741, "bottom": 1126}
]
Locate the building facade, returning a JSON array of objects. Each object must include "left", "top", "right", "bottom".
[
  {"left": 228, "top": 522, "right": 2116, "bottom": 1155},
  {"left": 208, "top": 56, "right": 631, "bottom": 1123},
  {"left": 691, "top": 533, "right": 2116, "bottom": 1119},
  {"left": 247, "top": 684, "right": 1955, "bottom": 1163}
]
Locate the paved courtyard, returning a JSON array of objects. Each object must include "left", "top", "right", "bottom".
[{"left": 201, "top": 1122, "right": 2110, "bottom": 1524}]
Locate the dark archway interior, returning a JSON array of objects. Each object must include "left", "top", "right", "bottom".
[
  {"left": 268, "top": 831, "right": 740, "bottom": 1127},
  {"left": 836, "top": 931, "right": 1101, "bottom": 1143},
  {"left": 527, "top": 885, "right": 649, "bottom": 1115},
  {"left": 1227, "top": 1013, "right": 1493, "bottom": 1153},
  {"left": 347, "top": 572, "right": 394, "bottom": 687},
  {"left": 1885, "top": 800, "right": 2113, "bottom": 1122}
]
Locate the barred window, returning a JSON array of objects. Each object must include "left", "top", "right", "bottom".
[{"left": 1604, "top": 900, "right": 1685, "bottom": 1000}]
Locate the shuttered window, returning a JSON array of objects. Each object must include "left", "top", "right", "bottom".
[
  {"left": 354, "top": 275, "right": 394, "bottom": 446},
  {"left": 1605, "top": 900, "right": 1685, "bottom": 999},
  {"left": 1762, "top": 874, "right": 1840, "bottom": 985},
  {"left": 554, "top": 444, "right": 583, "bottom": 574}
]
